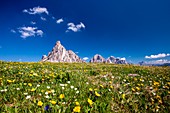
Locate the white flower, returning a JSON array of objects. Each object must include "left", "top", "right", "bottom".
[
  {"left": 108, "top": 89, "right": 111, "bottom": 92},
  {"left": 67, "top": 81, "right": 70, "bottom": 84},
  {"left": 39, "top": 93, "right": 42, "bottom": 96},
  {"left": 76, "top": 91, "right": 79, "bottom": 94},
  {"left": 60, "top": 84, "right": 65, "bottom": 87},
  {"left": 47, "top": 86, "right": 50, "bottom": 89},
  {"left": 62, "top": 87, "right": 65, "bottom": 90},
  {"left": 26, "top": 95, "right": 31, "bottom": 99},
  {"left": 45, "top": 95, "right": 49, "bottom": 98},
  {"left": 53, "top": 93, "right": 56, "bottom": 96},
  {"left": 37, "top": 84, "right": 40, "bottom": 87},
  {"left": 64, "top": 84, "right": 68, "bottom": 86},
  {"left": 86, "top": 82, "right": 89, "bottom": 84},
  {"left": 4, "top": 89, "right": 7, "bottom": 92},
  {"left": 16, "top": 88, "right": 20, "bottom": 90},
  {"left": 45, "top": 92, "right": 48, "bottom": 95},
  {"left": 74, "top": 88, "right": 77, "bottom": 91},
  {"left": 1, "top": 90, "right": 4, "bottom": 92},
  {"left": 70, "top": 86, "right": 74, "bottom": 89},
  {"left": 24, "top": 93, "right": 28, "bottom": 95},
  {"left": 111, "top": 76, "right": 115, "bottom": 79},
  {"left": 51, "top": 82, "right": 54, "bottom": 84}
]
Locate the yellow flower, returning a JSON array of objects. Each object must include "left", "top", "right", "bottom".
[
  {"left": 168, "top": 91, "right": 170, "bottom": 94},
  {"left": 50, "top": 100, "right": 56, "bottom": 105},
  {"left": 100, "top": 85, "right": 104, "bottom": 88},
  {"left": 89, "top": 88, "right": 93, "bottom": 91},
  {"left": 122, "top": 94, "right": 125, "bottom": 99},
  {"left": 37, "top": 101, "right": 43, "bottom": 106},
  {"left": 132, "top": 88, "right": 135, "bottom": 92},
  {"left": 136, "top": 87, "right": 140, "bottom": 91},
  {"left": 109, "top": 81, "right": 112, "bottom": 84},
  {"left": 73, "top": 106, "right": 81, "bottom": 112},
  {"left": 154, "top": 81, "right": 159, "bottom": 86},
  {"left": 28, "top": 83, "right": 32, "bottom": 87},
  {"left": 59, "top": 94, "right": 64, "bottom": 99},
  {"left": 31, "top": 88, "right": 36, "bottom": 92},
  {"left": 0, "top": 78, "right": 2, "bottom": 80},
  {"left": 75, "top": 102, "right": 80, "bottom": 106},
  {"left": 110, "top": 86, "right": 113, "bottom": 89},
  {"left": 88, "top": 98, "right": 93, "bottom": 106},
  {"left": 95, "top": 91, "right": 101, "bottom": 97},
  {"left": 7, "top": 79, "right": 14, "bottom": 83}
]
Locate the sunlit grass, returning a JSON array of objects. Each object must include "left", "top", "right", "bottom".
[{"left": 0, "top": 61, "right": 170, "bottom": 112}]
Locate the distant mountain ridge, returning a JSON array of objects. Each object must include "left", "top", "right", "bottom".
[
  {"left": 41, "top": 41, "right": 128, "bottom": 64},
  {"left": 90, "top": 54, "right": 128, "bottom": 64}
]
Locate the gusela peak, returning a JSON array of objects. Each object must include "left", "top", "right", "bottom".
[{"left": 41, "top": 41, "right": 83, "bottom": 63}]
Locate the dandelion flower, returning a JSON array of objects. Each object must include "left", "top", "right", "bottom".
[
  {"left": 59, "top": 94, "right": 64, "bottom": 99},
  {"left": 75, "top": 102, "right": 80, "bottom": 106},
  {"left": 88, "top": 98, "right": 93, "bottom": 106},
  {"left": 122, "top": 94, "right": 125, "bottom": 99},
  {"left": 38, "top": 101, "right": 43, "bottom": 106},
  {"left": 89, "top": 88, "right": 93, "bottom": 91},
  {"left": 28, "top": 83, "right": 32, "bottom": 87},
  {"left": 73, "top": 106, "right": 81, "bottom": 112},
  {"left": 95, "top": 91, "right": 101, "bottom": 97},
  {"left": 31, "top": 88, "right": 36, "bottom": 92},
  {"left": 50, "top": 100, "right": 56, "bottom": 105}
]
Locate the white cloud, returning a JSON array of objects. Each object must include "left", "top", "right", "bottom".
[
  {"left": 143, "top": 59, "right": 170, "bottom": 65},
  {"left": 120, "top": 57, "right": 126, "bottom": 60},
  {"left": 31, "top": 21, "right": 36, "bottom": 25},
  {"left": 18, "top": 26, "right": 43, "bottom": 38},
  {"left": 36, "top": 30, "right": 43, "bottom": 37},
  {"left": 40, "top": 17, "right": 46, "bottom": 21},
  {"left": 23, "top": 6, "right": 49, "bottom": 15},
  {"left": 11, "top": 29, "right": 16, "bottom": 33},
  {"left": 66, "top": 22, "right": 85, "bottom": 32},
  {"left": 83, "top": 57, "right": 89, "bottom": 61},
  {"left": 56, "top": 18, "right": 64, "bottom": 24},
  {"left": 145, "top": 53, "right": 170, "bottom": 59}
]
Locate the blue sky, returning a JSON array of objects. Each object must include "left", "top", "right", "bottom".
[{"left": 0, "top": 0, "right": 170, "bottom": 64}]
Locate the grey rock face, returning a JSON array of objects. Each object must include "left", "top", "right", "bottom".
[
  {"left": 89, "top": 54, "right": 105, "bottom": 63},
  {"left": 106, "top": 56, "right": 116, "bottom": 63},
  {"left": 90, "top": 54, "right": 128, "bottom": 64},
  {"left": 41, "top": 41, "right": 82, "bottom": 63}
]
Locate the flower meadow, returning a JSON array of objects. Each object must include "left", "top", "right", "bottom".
[{"left": 0, "top": 61, "right": 170, "bottom": 113}]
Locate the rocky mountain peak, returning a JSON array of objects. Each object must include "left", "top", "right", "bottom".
[
  {"left": 89, "top": 54, "right": 105, "bottom": 63},
  {"left": 41, "top": 41, "right": 83, "bottom": 63}
]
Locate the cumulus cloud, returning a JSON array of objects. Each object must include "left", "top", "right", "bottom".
[
  {"left": 66, "top": 22, "right": 85, "bottom": 32},
  {"left": 23, "top": 6, "right": 49, "bottom": 15},
  {"left": 40, "top": 17, "right": 46, "bottom": 21},
  {"left": 30, "top": 21, "right": 36, "bottom": 25},
  {"left": 143, "top": 59, "right": 170, "bottom": 65},
  {"left": 56, "top": 18, "right": 64, "bottom": 24},
  {"left": 83, "top": 57, "right": 89, "bottom": 61},
  {"left": 145, "top": 53, "right": 170, "bottom": 59},
  {"left": 18, "top": 26, "right": 43, "bottom": 38},
  {"left": 11, "top": 29, "right": 16, "bottom": 33},
  {"left": 120, "top": 57, "right": 126, "bottom": 60}
]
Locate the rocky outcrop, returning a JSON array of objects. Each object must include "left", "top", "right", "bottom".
[
  {"left": 89, "top": 54, "right": 105, "bottom": 63},
  {"left": 41, "top": 41, "right": 83, "bottom": 63},
  {"left": 89, "top": 54, "right": 128, "bottom": 64},
  {"left": 106, "top": 56, "right": 116, "bottom": 63}
]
